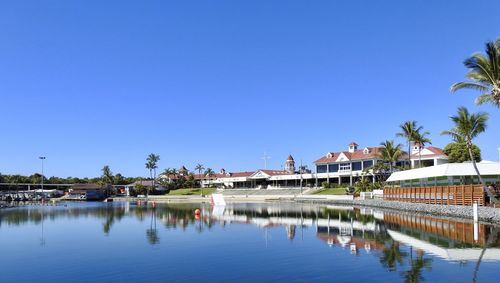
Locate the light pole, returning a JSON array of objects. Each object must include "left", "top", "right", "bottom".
[{"left": 39, "top": 156, "right": 46, "bottom": 199}]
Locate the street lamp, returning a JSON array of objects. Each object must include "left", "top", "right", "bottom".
[{"left": 39, "top": 157, "right": 46, "bottom": 199}]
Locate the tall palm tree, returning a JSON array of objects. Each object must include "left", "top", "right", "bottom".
[
  {"left": 451, "top": 39, "right": 500, "bottom": 107},
  {"left": 195, "top": 163, "right": 205, "bottom": 195},
  {"left": 145, "top": 153, "right": 160, "bottom": 197},
  {"left": 396, "top": 121, "right": 422, "bottom": 169},
  {"left": 379, "top": 140, "right": 404, "bottom": 172},
  {"left": 441, "top": 107, "right": 495, "bottom": 201},
  {"left": 101, "top": 165, "right": 114, "bottom": 185},
  {"left": 204, "top": 168, "right": 215, "bottom": 188},
  {"left": 412, "top": 131, "right": 432, "bottom": 168}
]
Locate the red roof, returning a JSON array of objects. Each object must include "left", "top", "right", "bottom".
[
  {"left": 314, "top": 147, "right": 381, "bottom": 164},
  {"left": 286, "top": 155, "right": 295, "bottom": 162}
]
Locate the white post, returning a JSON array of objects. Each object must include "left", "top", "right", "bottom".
[
  {"left": 473, "top": 202, "right": 478, "bottom": 222},
  {"left": 473, "top": 201, "right": 479, "bottom": 242}
]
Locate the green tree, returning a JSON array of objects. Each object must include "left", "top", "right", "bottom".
[
  {"left": 204, "top": 168, "right": 215, "bottom": 188},
  {"left": 379, "top": 140, "right": 404, "bottom": 172},
  {"left": 113, "top": 173, "right": 126, "bottom": 185},
  {"left": 441, "top": 107, "right": 496, "bottom": 201},
  {"left": 101, "top": 165, "right": 114, "bottom": 185},
  {"left": 145, "top": 153, "right": 160, "bottom": 197},
  {"left": 443, "top": 142, "right": 481, "bottom": 163},
  {"left": 396, "top": 121, "right": 422, "bottom": 168},
  {"left": 412, "top": 131, "right": 432, "bottom": 168},
  {"left": 451, "top": 39, "right": 500, "bottom": 107},
  {"left": 195, "top": 163, "right": 205, "bottom": 195}
]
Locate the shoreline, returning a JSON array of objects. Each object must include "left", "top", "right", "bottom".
[
  {"left": 111, "top": 195, "right": 500, "bottom": 224},
  {"left": 3, "top": 195, "right": 499, "bottom": 225}
]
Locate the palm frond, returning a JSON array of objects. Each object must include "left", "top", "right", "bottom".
[{"left": 451, "top": 82, "right": 489, "bottom": 93}]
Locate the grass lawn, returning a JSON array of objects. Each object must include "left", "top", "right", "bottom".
[
  {"left": 167, "top": 188, "right": 217, "bottom": 196},
  {"left": 313, "top": 188, "right": 347, "bottom": 195}
]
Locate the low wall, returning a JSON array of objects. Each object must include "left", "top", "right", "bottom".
[
  {"left": 384, "top": 185, "right": 485, "bottom": 206},
  {"left": 295, "top": 195, "right": 354, "bottom": 201}
]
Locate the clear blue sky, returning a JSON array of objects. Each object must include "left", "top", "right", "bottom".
[{"left": 1, "top": 0, "right": 499, "bottom": 178}]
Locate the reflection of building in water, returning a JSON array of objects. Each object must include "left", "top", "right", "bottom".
[
  {"left": 383, "top": 212, "right": 500, "bottom": 261},
  {"left": 286, "top": 225, "right": 296, "bottom": 240},
  {"left": 383, "top": 213, "right": 488, "bottom": 247}
]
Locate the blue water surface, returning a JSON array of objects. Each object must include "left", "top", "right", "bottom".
[{"left": 0, "top": 201, "right": 498, "bottom": 283}]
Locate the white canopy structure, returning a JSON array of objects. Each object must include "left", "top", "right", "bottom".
[{"left": 386, "top": 162, "right": 500, "bottom": 183}]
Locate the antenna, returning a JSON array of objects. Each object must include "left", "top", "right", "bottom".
[{"left": 261, "top": 151, "right": 271, "bottom": 169}]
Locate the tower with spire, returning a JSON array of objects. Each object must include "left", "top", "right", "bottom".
[{"left": 285, "top": 154, "right": 295, "bottom": 173}]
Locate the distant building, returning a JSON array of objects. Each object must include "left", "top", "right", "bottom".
[
  {"left": 314, "top": 142, "right": 448, "bottom": 186},
  {"left": 69, "top": 184, "right": 109, "bottom": 201}
]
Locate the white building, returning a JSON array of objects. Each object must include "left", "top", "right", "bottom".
[{"left": 314, "top": 142, "right": 448, "bottom": 186}]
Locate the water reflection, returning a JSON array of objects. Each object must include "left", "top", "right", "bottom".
[{"left": 0, "top": 201, "right": 499, "bottom": 282}]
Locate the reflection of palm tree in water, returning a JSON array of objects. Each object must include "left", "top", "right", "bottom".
[
  {"left": 146, "top": 208, "right": 160, "bottom": 245},
  {"left": 380, "top": 241, "right": 408, "bottom": 272},
  {"left": 472, "top": 226, "right": 499, "bottom": 283},
  {"left": 401, "top": 250, "right": 432, "bottom": 283}
]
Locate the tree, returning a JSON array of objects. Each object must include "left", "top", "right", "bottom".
[
  {"left": 145, "top": 153, "right": 160, "bottom": 197},
  {"left": 412, "top": 131, "right": 432, "bottom": 168},
  {"left": 441, "top": 107, "right": 496, "bottom": 201},
  {"left": 396, "top": 121, "right": 422, "bottom": 168},
  {"left": 443, "top": 142, "right": 481, "bottom": 163},
  {"left": 101, "top": 165, "right": 114, "bottom": 185},
  {"left": 379, "top": 140, "right": 404, "bottom": 172},
  {"left": 195, "top": 163, "right": 205, "bottom": 195},
  {"left": 451, "top": 39, "right": 500, "bottom": 107},
  {"left": 113, "top": 173, "right": 126, "bottom": 185},
  {"left": 204, "top": 168, "right": 215, "bottom": 188}
]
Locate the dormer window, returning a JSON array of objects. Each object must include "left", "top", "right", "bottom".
[
  {"left": 348, "top": 142, "right": 358, "bottom": 153},
  {"left": 326, "top": 152, "right": 333, "bottom": 158},
  {"left": 363, "top": 148, "right": 369, "bottom": 154}
]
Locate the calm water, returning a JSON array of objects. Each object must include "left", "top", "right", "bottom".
[{"left": 0, "top": 201, "right": 498, "bottom": 283}]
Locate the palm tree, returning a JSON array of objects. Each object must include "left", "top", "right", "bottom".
[
  {"left": 145, "top": 153, "right": 160, "bottom": 197},
  {"left": 195, "top": 163, "right": 205, "bottom": 195},
  {"left": 451, "top": 39, "right": 500, "bottom": 107},
  {"left": 441, "top": 107, "right": 495, "bottom": 201},
  {"left": 379, "top": 140, "right": 404, "bottom": 172},
  {"left": 412, "top": 131, "right": 432, "bottom": 168},
  {"left": 396, "top": 121, "right": 422, "bottom": 169},
  {"left": 204, "top": 168, "right": 215, "bottom": 189},
  {"left": 101, "top": 165, "right": 114, "bottom": 185}
]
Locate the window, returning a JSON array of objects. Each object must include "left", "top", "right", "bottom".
[
  {"left": 339, "top": 163, "right": 351, "bottom": 171},
  {"left": 317, "top": 165, "right": 327, "bottom": 173},
  {"left": 363, "top": 160, "right": 373, "bottom": 169},
  {"left": 352, "top": 161, "right": 362, "bottom": 171},
  {"left": 328, "top": 164, "right": 339, "bottom": 172}
]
